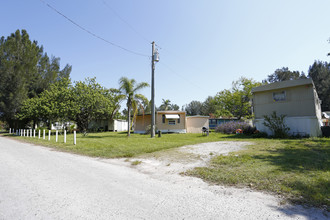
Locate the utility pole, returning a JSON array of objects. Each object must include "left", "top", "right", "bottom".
[{"left": 151, "top": 41, "right": 159, "bottom": 138}]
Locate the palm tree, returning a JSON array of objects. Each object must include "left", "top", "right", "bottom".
[
  {"left": 119, "top": 77, "right": 149, "bottom": 136},
  {"left": 161, "top": 99, "right": 171, "bottom": 111}
]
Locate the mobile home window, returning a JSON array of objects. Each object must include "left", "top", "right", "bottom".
[
  {"left": 162, "top": 114, "right": 165, "bottom": 123},
  {"left": 177, "top": 114, "right": 180, "bottom": 123},
  {"left": 273, "top": 91, "right": 286, "bottom": 102},
  {"left": 168, "top": 120, "right": 176, "bottom": 125}
]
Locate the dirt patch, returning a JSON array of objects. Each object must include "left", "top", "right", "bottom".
[{"left": 108, "top": 141, "right": 251, "bottom": 177}]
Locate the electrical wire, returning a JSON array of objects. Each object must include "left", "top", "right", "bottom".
[
  {"left": 39, "top": 0, "right": 149, "bottom": 58},
  {"left": 102, "top": 0, "right": 151, "bottom": 44},
  {"left": 159, "top": 61, "right": 213, "bottom": 96}
]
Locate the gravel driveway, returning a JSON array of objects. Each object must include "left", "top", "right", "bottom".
[{"left": 0, "top": 136, "right": 327, "bottom": 219}]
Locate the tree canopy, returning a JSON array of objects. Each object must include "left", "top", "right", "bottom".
[
  {"left": 157, "top": 99, "right": 180, "bottom": 111},
  {"left": 0, "top": 29, "right": 71, "bottom": 128},
  {"left": 19, "top": 77, "right": 122, "bottom": 132},
  {"left": 214, "top": 77, "right": 262, "bottom": 119},
  {"left": 264, "top": 67, "right": 306, "bottom": 83},
  {"left": 308, "top": 61, "right": 330, "bottom": 111}
]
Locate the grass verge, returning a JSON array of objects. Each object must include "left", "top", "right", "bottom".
[
  {"left": 2, "top": 131, "right": 231, "bottom": 158},
  {"left": 186, "top": 137, "right": 330, "bottom": 211}
]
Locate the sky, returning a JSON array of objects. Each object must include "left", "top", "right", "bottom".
[{"left": 1, "top": 0, "right": 330, "bottom": 110}]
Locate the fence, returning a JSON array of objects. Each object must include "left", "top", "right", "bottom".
[{"left": 8, "top": 128, "right": 76, "bottom": 145}]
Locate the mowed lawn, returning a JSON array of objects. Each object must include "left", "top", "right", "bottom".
[
  {"left": 4, "top": 132, "right": 330, "bottom": 210},
  {"left": 6, "top": 131, "right": 230, "bottom": 158},
  {"left": 187, "top": 137, "right": 330, "bottom": 211}
]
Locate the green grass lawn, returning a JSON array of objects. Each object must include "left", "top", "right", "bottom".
[
  {"left": 3, "top": 131, "right": 329, "bottom": 210},
  {"left": 186, "top": 137, "right": 330, "bottom": 211},
  {"left": 4, "top": 131, "right": 230, "bottom": 158}
]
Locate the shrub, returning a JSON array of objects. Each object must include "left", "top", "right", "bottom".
[
  {"left": 263, "top": 111, "right": 290, "bottom": 138},
  {"left": 215, "top": 121, "right": 251, "bottom": 134}
]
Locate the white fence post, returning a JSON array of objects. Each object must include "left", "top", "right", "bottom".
[
  {"left": 38, "top": 130, "right": 41, "bottom": 139},
  {"left": 64, "top": 130, "right": 66, "bottom": 143},
  {"left": 48, "top": 130, "right": 51, "bottom": 141},
  {"left": 30, "top": 129, "right": 32, "bottom": 138},
  {"left": 33, "top": 129, "right": 36, "bottom": 138},
  {"left": 27, "top": 129, "right": 29, "bottom": 137},
  {"left": 73, "top": 131, "right": 76, "bottom": 145},
  {"left": 16, "top": 130, "right": 18, "bottom": 136},
  {"left": 43, "top": 130, "right": 45, "bottom": 139},
  {"left": 9, "top": 128, "right": 11, "bottom": 134},
  {"left": 56, "top": 130, "right": 58, "bottom": 142}
]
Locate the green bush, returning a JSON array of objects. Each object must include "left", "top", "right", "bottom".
[{"left": 263, "top": 111, "right": 290, "bottom": 138}]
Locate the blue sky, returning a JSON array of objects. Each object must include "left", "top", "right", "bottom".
[{"left": 1, "top": 0, "right": 330, "bottom": 109}]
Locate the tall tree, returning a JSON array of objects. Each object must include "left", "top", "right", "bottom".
[
  {"left": 308, "top": 61, "right": 330, "bottom": 111},
  {"left": 119, "top": 77, "right": 149, "bottom": 136},
  {"left": 265, "top": 67, "right": 305, "bottom": 83},
  {"left": 0, "top": 29, "right": 71, "bottom": 128}
]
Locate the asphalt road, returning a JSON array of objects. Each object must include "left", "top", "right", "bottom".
[{"left": 0, "top": 136, "right": 327, "bottom": 219}]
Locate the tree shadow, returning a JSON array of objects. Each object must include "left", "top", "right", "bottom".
[{"left": 252, "top": 140, "right": 329, "bottom": 172}]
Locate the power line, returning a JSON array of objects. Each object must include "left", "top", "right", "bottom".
[
  {"left": 102, "top": 0, "right": 151, "bottom": 44},
  {"left": 159, "top": 61, "right": 214, "bottom": 96},
  {"left": 39, "top": 0, "right": 149, "bottom": 58}
]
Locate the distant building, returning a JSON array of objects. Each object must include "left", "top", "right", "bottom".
[
  {"left": 134, "top": 111, "right": 209, "bottom": 134},
  {"left": 209, "top": 118, "right": 238, "bottom": 129},
  {"left": 89, "top": 119, "right": 128, "bottom": 132},
  {"left": 251, "top": 78, "right": 322, "bottom": 137}
]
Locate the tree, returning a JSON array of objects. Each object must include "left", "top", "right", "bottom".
[
  {"left": 158, "top": 99, "right": 171, "bottom": 111},
  {"left": 265, "top": 67, "right": 305, "bottom": 83},
  {"left": 72, "top": 78, "right": 120, "bottom": 134},
  {"left": 0, "top": 29, "right": 71, "bottom": 128},
  {"left": 308, "top": 61, "right": 330, "bottom": 111},
  {"left": 185, "top": 100, "right": 203, "bottom": 116},
  {"left": 157, "top": 99, "right": 180, "bottom": 111},
  {"left": 19, "top": 77, "right": 121, "bottom": 133},
  {"left": 214, "top": 77, "right": 262, "bottom": 119},
  {"left": 119, "top": 77, "right": 149, "bottom": 136},
  {"left": 201, "top": 96, "right": 219, "bottom": 116}
]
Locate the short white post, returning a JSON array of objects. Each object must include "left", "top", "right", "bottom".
[
  {"left": 16, "top": 130, "right": 18, "bottom": 136},
  {"left": 48, "top": 130, "right": 51, "bottom": 141},
  {"left": 33, "top": 129, "right": 36, "bottom": 138},
  {"left": 9, "top": 128, "right": 11, "bottom": 134},
  {"left": 64, "top": 130, "right": 67, "bottom": 143},
  {"left": 24, "top": 129, "right": 26, "bottom": 137},
  {"left": 30, "top": 129, "right": 32, "bottom": 138},
  {"left": 27, "top": 129, "right": 29, "bottom": 137},
  {"left": 55, "top": 130, "right": 58, "bottom": 142},
  {"left": 73, "top": 130, "right": 76, "bottom": 145},
  {"left": 38, "top": 130, "right": 41, "bottom": 139},
  {"left": 43, "top": 129, "right": 45, "bottom": 139}
]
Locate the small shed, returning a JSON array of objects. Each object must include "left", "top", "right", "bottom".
[
  {"left": 89, "top": 119, "right": 128, "bottom": 132},
  {"left": 109, "top": 119, "right": 128, "bottom": 132},
  {"left": 186, "top": 115, "right": 209, "bottom": 133}
]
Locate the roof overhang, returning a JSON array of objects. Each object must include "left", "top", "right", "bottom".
[{"left": 252, "top": 78, "right": 314, "bottom": 93}]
